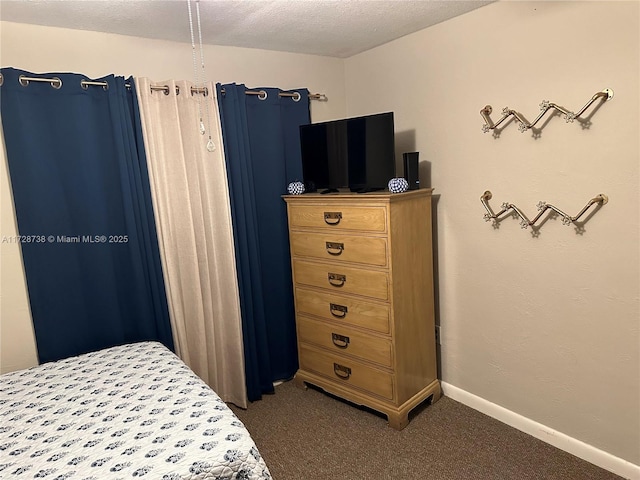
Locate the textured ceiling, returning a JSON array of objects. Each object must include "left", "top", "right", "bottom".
[{"left": 0, "top": 0, "right": 494, "bottom": 58}]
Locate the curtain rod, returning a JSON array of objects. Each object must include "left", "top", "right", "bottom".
[
  {"left": 14, "top": 75, "right": 208, "bottom": 95},
  {"left": 9, "top": 75, "right": 327, "bottom": 101},
  {"left": 219, "top": 88, "right": 327, "bottom": 102},
  {"left": 149, "top": 84, "right": 209, "bottom": 96}
]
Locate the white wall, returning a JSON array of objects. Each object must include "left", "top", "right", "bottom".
[
  {"left": 0, "top": 21, "right": 347, "bottom": 373},
  {"left": 345, "top": 0, "right": 639, "bottom": 467},
  {"left": 0, "top": 21, "right": 345, "bottom": 121}
]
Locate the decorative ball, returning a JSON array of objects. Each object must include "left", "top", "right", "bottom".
[
  {"left": 287, "top": 181, "right": 305, "bottom": 195},
  {"left": 388, "top": 177, "right": 409, "bottom": 194}
]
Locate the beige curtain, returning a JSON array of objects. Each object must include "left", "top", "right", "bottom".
[{"left": 135, "top": 78, "right": 247, "bottom": 408}]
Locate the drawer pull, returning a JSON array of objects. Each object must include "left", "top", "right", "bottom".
[
  {"left": 324, "top": 212, "right": 342, "bottom": 225},
  {"left": 325, "top": 241, "right": 344, "bottom": 256},
  {"left": 333, "top": 362, "right": 351, "bottom": 379},
  {"left": 328, "top": 273, "right": 346, "bottom": 287},
  {"left": 331, "top": 333, "right": 350, "bottom": 348},
  {"left": 329, "top": 303, "right": 348, "bottom": 318}
]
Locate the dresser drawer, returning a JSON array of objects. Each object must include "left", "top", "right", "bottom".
[
  {"left": 293, "top": 259, "right": 389, "bottom": 301},
  {"left": 290, "top": 231, "right": 387, "bottom": 267},
  {"left": 288, "top": 204, "right": 387, "bottom": 233},
  {"left": 299, "top": 344, "right": 394, "bottom": 400},
  {"left": 295, "top": 287, "right": 390, "bottom": 334},
  {"left": 297, "top": 316, "right": 392, "bottom": 368}
]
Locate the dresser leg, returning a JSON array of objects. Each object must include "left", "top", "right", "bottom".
[
  {"left": 387, "top": 412, "right": 409, "bottom": 430},
  {"left": 431, "top": 384, "right": 442, "bottom": 403},
  {"left": 293, "top": 375, "right": 308, "bottom": 390}
]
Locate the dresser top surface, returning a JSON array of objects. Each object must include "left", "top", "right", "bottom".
[{"left": 283, "top": 188, "right": 433, "bottom": 203}]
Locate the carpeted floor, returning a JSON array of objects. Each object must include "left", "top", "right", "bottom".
[{"left": 230, "top": 380, "right": 624, "bottom": 480}]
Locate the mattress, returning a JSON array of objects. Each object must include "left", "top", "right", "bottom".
[{"left": 0, "top": 342, "right": 272, "bottom": 479}]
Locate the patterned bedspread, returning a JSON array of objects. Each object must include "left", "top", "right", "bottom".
[{"left": 0, "top": 342, "right": 271, "bottom": 479}]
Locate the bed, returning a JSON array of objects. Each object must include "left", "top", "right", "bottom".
[{"left": 0, "top": 341, "right": 272, "bottom": 479}]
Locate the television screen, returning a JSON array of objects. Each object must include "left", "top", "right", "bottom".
[{"left": 299, "top": 112, "right": 395, "bottom": 193}]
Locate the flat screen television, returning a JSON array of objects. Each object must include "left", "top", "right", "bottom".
[{"left": 299, "top": 111, "right": 396, "bottom": 193}]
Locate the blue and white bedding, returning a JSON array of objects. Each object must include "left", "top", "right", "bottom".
[{"left": 0, "top": 342, "right": 271, "bottom": 479}]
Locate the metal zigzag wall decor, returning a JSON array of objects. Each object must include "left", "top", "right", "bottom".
[
  {"left": 480, "top": 88, "right": 614, "bottom": 135},
  {"left": 480, "top": 191, "right": 608, "bottom": 235}
]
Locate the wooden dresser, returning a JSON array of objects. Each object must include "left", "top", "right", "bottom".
[{"left": 283, "top": 189, "right": 440, "bottom": 429}]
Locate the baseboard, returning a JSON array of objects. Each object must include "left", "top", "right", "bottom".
[{"left": 441, "top": 382, "right": 640, "bottom": 480}]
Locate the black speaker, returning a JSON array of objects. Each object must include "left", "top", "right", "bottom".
[{"left": 403, "top": 152, "right": 420, "bottom": 190}]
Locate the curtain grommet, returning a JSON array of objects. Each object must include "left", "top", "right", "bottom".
[
  {"left": 258, "top": 90, "right": 267, "bottom": 100},
  {"left": 81, "top": 80, "right": 108, "bottom": 91},
  {"left": 18, "top": 75, "right": 62, "bottom": 89},
  {"left": 292, "top": 92, "right": 301, "bottom": 102},
  {"left": 190, "top": 86, "right": 208, "bottom": 97}
]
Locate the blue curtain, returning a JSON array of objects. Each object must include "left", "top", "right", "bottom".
[
  {"left": 217, "top": 83, "right": 309, "bottom": 401},
  {"left": 0, "top": 67, "right": 173, "bottom": 363}
]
